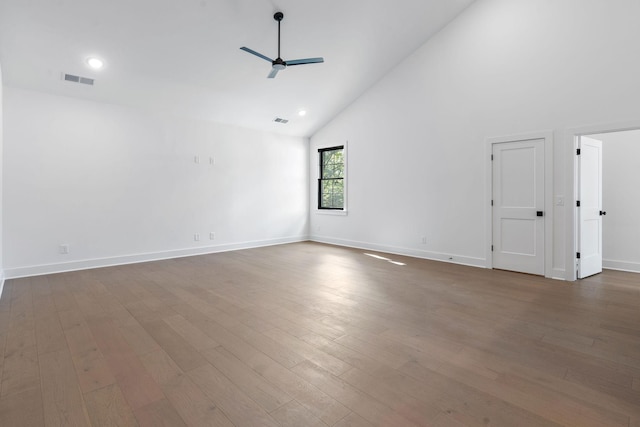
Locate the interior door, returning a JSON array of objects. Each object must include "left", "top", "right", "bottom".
[
  {"left": 578, "top": 136, "right": 603, "bottom": 278},
  {"left": 492, "top": 139, "right": 545, "bottom": 275}
]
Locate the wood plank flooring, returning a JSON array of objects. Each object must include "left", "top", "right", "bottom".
[{"left": 0, "top": 241, "right": 639, "bottom": 426}]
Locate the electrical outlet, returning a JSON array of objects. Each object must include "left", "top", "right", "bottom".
[
  {"left": 59, "top": 244, "right": 69, "bottom": 254},
  {"left": 194, "top": 233, "right": 200, "bottom": 241},
  {"left": 209, "top": 157, "right": 215, "bottom": 165},
  {"left": 209, "top": 232, "right": 215, "bottom": 240},
  {"left": 194, "top": 155, "right": 200, "bottom": 164},
  {"left": 421, "top": 236, "right": 427, "bottom": 244}
]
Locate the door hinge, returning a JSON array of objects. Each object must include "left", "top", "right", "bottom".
[
  {"left": 491, "top": 200, "right": 493, "bottom": 206},
  {"left": 576, "top": 148, "right": 581, "bottom": 155},
  {"left": 576, "top": 200, "right": 580, "bottom": 207},
  {"left": 576, "top": 252, "right": 581, "bottom": 259},
  {"left": 491, "top": 245, "right": 494, "bottom": 252},
  {"left": 491, "top": 154, "right": 494, "bottom": 161}
]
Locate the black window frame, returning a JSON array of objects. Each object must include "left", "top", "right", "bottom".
[{"left": 318, "top": 145, "right": 345, "bottom": 210}]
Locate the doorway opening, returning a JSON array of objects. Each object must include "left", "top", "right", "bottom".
[
  {"left": 576, "top": 129, "right": 640, "bottom": 279},
  {"left": 566, "top": 121, "right": 640, "bottom": 281}
]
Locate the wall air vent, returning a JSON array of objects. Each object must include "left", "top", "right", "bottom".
[
  {"left": 273, "top": 117, "right": 289, "bottom": 124},
  {"left": 63, "top": 73, "right": 94, "bottom": 86}
]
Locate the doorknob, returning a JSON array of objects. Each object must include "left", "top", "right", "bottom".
[
  {"left": 600, "top": 211, "right": 607, "bottom": 216},
  {"left": 536, "top": 211, "right": 544, "bottom": 217}
]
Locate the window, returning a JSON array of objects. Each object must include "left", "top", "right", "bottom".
[{"left": 318, "top": 146, "right": 345, "bottom": 210}]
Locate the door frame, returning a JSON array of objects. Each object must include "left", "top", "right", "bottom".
[
  {"left": 485, "top": 131, "right": 554, "bottom": 278},
  {"left": 564, "top": 119, "right": 640, "bottom": 281}
]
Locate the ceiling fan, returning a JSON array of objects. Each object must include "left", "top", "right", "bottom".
[{"left": 240, "top": 12, "right": 324, "bottom": 79}]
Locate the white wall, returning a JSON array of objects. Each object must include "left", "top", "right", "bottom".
[
  {"left": 590, "top": 130, "right": 640, "bottom": 272},
  {"left": 0, "top": 63, "right": 4, "bottom": 290},
  {"left": 310, "top": 0, "right": 640, "bottom": 278},
  {"left": 3, "top": 87, "right": 309, "bottom": 277}
]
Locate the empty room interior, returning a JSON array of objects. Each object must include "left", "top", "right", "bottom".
[{"left": 1, "top": 0, "right": 640, "bottom": 426}]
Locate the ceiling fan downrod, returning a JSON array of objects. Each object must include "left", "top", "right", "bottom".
[{"left": 274, "top": 12, "right": 283, "bottom": 60}]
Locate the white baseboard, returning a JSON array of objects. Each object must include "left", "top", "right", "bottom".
[
  {"left": 603, "top": 259, "right": 640, "bottom": 274},
  {"left": 3, "top": 235, "right": 309, "bottom": 279},
  {"left": 0, "top": 271, "right": 5, "bottom": 301},
  {"left": 311, "top": 236, "right": 486, "bottom": 268},
  {"left": 551, "top": 268, "right": 566, "bottom": 281}
]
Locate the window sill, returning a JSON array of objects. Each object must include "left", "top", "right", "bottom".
[{"left": 315, "top": 209, "right": 348, "bottom": 216}]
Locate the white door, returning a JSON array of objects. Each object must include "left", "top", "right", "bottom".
[
  {"left": 578, "top": 136, "right": 603, "bottom": 278},
  {"left": 492, "top": 139, "right": 545, "bottom": 275}
]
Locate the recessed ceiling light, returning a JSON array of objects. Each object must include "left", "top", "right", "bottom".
[
  {"left": 86, "top": 57, "right": 104, "bottom": 70},
  {"left": 298, "top": 110, "right": 307, "bottom": 117}
]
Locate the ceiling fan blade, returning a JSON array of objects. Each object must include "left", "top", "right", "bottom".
[
  {"left": 267, "top": 67, "right": 279, "bottom": 79},
  {"left": 286, "top": 57, "right": 324, "bottom": 66},
  {"left": 240, "top": 47, "right": 274, "bottom": 63}
]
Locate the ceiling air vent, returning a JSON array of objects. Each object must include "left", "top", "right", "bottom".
[
  {"left": 63, "top": 73, "right": 94, "bottom": 86},
  {"left": 273, "top": 117, "right": 289, "bottom": 124}
]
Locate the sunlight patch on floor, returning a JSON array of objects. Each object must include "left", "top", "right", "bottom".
[{"left": 364, "top": 253, "right": 406, "bottom": 266}]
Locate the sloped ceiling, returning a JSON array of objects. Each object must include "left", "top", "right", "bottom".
[{"left": 0, "top": 0, "right": 475, "bottom": 137}]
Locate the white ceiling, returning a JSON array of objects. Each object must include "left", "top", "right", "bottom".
[{"left": 0, "top": 0, "right": 475, "bottom": 137}]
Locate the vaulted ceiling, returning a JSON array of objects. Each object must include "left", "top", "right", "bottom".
[{"left": 0, "top": 0, "right": 475, "bottom": 137}]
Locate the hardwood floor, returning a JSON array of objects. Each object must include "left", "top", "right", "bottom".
[{"left": 0, "top": 241, "right": 639, "bottom": 426}]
